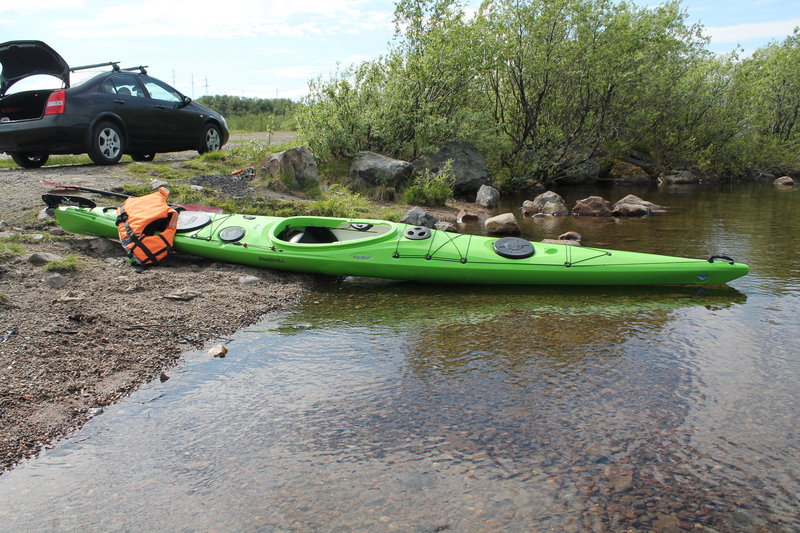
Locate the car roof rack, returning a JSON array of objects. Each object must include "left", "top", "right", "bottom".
[
  {"left": 69, "top": 61, "right": 121, "bottom": 72},
  {"left": 120, "top": 65, "right": 148, "bottom": 75}
]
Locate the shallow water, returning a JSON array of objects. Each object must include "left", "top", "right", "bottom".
[{"left": 1, "top": 183, "right": 799, "bottom": 532}]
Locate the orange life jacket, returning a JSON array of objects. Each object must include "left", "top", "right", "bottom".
[{"left": 116, "top": 188, "right": 178, "bottom": 267}]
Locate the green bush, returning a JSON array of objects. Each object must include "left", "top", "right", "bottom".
[{"left": 403, "top": 161, "right": 455, "bottom": 206}]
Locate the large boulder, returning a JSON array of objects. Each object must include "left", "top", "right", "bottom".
[
  {"left": 774, "top": 176, "right": 795, "bottom": 186},
  {"left": 484, "top": 213, "right": 520, "bottom": 235},
  {"left": 476, "top": 184, "right": 500, "bottom": 208},
  {"left": 411, "top": 141, "right": 488, "bottom": 198},
  {"left": 572, "top": 196, "right": 612, "bottom": 217},
  {"left": 349, "top": 152, "right": 413, "bottom": 190},
  {"left": 401, "top": 206, "right": 438, "bottom": 228},
  {"left": 658, "top": 170, "right": 700, "bottom": 185},
  {"left": 260, "top": 146, "right": 319, "bottom": 189}
]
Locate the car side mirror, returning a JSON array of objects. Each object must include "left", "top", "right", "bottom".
[{"left": 180, "top": 95, "right": 191, "bottom": 107}]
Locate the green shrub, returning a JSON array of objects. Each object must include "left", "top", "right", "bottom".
[{"left": 403, "top": 160, "right": 455, "bottom": 206}]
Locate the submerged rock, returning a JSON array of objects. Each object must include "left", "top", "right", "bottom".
[{"left": 774, "top": 176, "right": 795, "bottom": 186}]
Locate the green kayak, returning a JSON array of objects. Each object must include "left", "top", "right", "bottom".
[{"left": 53, "top": 206, "right": 749, "bottom": 285}]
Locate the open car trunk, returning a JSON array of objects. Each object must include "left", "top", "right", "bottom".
[{"left": 0, "top": 90, "right": 54, "bottom": 122}]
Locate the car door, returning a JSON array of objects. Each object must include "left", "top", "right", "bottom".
[
  {"left": 140, "top": 76, "right": 203, "bottom": 149},
  {"left": 99, "top": 74, "right": 158, "bottom": 147}
]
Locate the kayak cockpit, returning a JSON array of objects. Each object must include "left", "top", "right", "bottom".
[{"left": 273, "top": 217, "right": 397, "bottom": 245}]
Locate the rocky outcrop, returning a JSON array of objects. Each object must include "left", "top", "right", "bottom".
[
  {"left": 572, "top": 196, "right": 612, "bottom": 217},
  {"left": 774, "top": 176, "right": 795, "bottom": 186},
  {"left": 476, "top": 184, "right": 500, "bottom": 208},
  {"left": 658, "top": 170, "right": 700, "bottom": 185},
  {"left": 411, "top": 141, "right": 488, "bottom": 197},
  {"left": 401, "top": 206, "right": 438, "bottom": 228},
  {"left": 349, "top": 151, "right": 412, "bottom": 190},
  {"left": 484, "top": 213, "right": 520, "bottom": 235},
  {"left": 260, "top": 146, "right": 319, "bottom": 190}
]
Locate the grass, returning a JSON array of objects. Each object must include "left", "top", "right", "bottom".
[
  {"left": 42, "top": 254, "right": 82, "bottom": 272},
  {"left": 0, "top": 241, "right": 24, "bottom": 263}
]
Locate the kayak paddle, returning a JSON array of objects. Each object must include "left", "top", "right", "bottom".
[{"left": 40, "top": 180, "right": 222, "bottom": 213}]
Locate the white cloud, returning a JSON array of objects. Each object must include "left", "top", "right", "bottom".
[
  {"left": 707, "top": 18, "right": 800, "bottom": 43},
  {"left": 45, "top": 0, "right": 389, "bottom": 40}
]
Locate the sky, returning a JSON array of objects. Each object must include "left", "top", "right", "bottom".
[{"left": 1, "top": 0, "right": 799, "bottom": 101}]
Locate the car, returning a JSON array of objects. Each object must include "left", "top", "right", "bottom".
[{"left": 0, "top": 40, "right": 229, "bottom": 168}]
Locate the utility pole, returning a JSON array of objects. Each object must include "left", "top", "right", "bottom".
[
  {"left": 204, "top": 76, "right": 209, "bottom": 96},
  {"left": 191, "top": 73, "right": 195, "bottom": 98}
]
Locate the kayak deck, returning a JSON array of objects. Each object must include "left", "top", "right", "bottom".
[{"left": 53, "top": 207, "right": 750, "bottom": 286}]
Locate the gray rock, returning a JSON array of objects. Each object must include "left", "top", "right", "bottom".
[
  {"left": 434, "top": 221, "right": 458, "bottom": 233},
  {"left": 150, "top": 179, "right": 169, "bottom": 189},
  {"left": 475, "top": 184, "right": 500, "bottom": 208},
  {"left": 658, "top": 170, "right": 700, "bottom": 185},
  {"left": 541, "top": 200, "right": 570, "bottom": 216},
  {"left": 46, "top": 273, "right": 67, "bottom": 289},
  {"left": 0, "top": 231, "right": 14, "bottom": 239},
  {"left": 774, "top": 176, "right": 795, "bottom": 186},
  {"left": 239, "top": 275, "right": 262, "bottom": 286},
  {"left": 349, "top": 151, "right": 412, "bottom": 190},
  {"left": 261, "top": 146, "right": 319, "bottom": 189},
  {"left": 411, "top": 141, "right": 488, "bottom": 197},
  {"left": 27, "top": 252, "right": 64, "bottom": 266},
  {"left": 38, "top": 207, "right": 54, "bottom": 221},
  {"left": 189, "top": 184, "right": 205, "bottom": 192},
  {"left": 572, "top": 196, "right": 612, "bottom": 217},
  {"left": 522, "top": 191, "right": 567, "bottom": 216},
  {"left": 401, "top": 207, "right": 438, "bottom": 228},
  {"left": 485, "top": 213, "right": 520, "bottom": 235}
]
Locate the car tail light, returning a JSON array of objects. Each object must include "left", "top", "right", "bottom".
[{"left": 44, "top": 90, "right": 66, "bottom": 115}]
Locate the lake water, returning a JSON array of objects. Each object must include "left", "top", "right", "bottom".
[{"left": 1, "top": 183, "right": 798, "bottom": 532}]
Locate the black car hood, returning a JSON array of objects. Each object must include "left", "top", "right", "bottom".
[{"left": 0, "top": 40, "right": 69, "bottom": 95}]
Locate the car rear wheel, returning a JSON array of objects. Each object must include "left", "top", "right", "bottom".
[
  {"left": 88, "top": 121, "right": 124, "bottom": 165},
  {"left": 199, "top": 124, "right": 222, "bottom": 154},
  {"left": 130, "top": 152, "right": 156, "bottom": 162},
  {"left": 10, "top": 152, "right": 49, "bottom": 169}
]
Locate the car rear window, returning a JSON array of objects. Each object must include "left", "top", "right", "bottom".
[{"left": 102, "top": 74, "right": 144, "bottom": 97}]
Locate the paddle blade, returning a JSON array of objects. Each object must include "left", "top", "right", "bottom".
[{"left": 42, "top": 193, "right": 97, "bottom": 209}]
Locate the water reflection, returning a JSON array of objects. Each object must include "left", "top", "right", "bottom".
[{"left": 0, "top": 183, "right": 798, "bottom": 532}]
